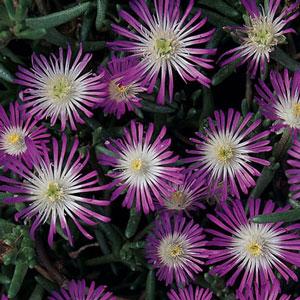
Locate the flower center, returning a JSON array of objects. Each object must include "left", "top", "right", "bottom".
[
  {"left": 292, "top": 103, "right": 300, "bottom": 118},
  {"left": 216, "top": 145, "right": 234, "bottom": 163},
  {"left": 170, "top": 191, "right": 186, "bottom": 208},
  {"left": 108, "top": 81, "right": 130, "bottom": 102},
  {"left": 131, "top": 158, "right": 143, "bottom": 172},
  {"left": 247, "top": 241, "right": 262, "bottom": 256},
  {"left": 250, "top": 26, "right": 274, "bottom": 46},
  {"left": 46, "top": 182, "right": 64, "bottom": 202},
  {"left": 7, "top": 133, "right": 22, "bottom": 145},
  {"left": 155, "top": 38, "right": 174, "bottom": 57},
  {"left": 168, "top": 243, "right": 183, "bottom": 258},
  {"left": 50, "top": 77, "right": 73, "bottom": 102},
  {"left": 2, "top": 129, "right": 27, "bottom": 156}
]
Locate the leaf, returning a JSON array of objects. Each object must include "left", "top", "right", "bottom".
[
  {"left": 212, "top": 59, "right": 239, "bottom": 86},
  {"left": 15, "top": 28, "right": 47, "bottom": 40},
  {"left": 25, "top": 2, "right": 91, "bottom": 29},
  {"left": 125, "top": 208, "right": 141, "bottom": 239},
  {"left": 96, "top": 0, "right": 107, "bottom": 31},
  {"left": 0, "top": 62, "right": 14, "bottom": 82},
  {"left": 202, "top": 8, "right": 238, "bottom": 27},
  {"left": 8, "top": 262, "right": 28, "bottom": 298},
  {"left": 253, "top": 208, "right": 300, "bottom": 223},
  {"left": 28, "top": 284, "right": 44, "bottom": 300},
  {"left": 141, "top": 99, "right": 175, "bottom": 114},
  {"left": 271, "top": 47, "right": 300, "bottom": 72},
  {"left": 145, "top": 269, "right": 155, "bottom": 300},
  {"left": 34, "top": 276, "right": 58, "bottom": 293},
  {"left": 201, "top": 0, "right": 240, "bottom": 19}
]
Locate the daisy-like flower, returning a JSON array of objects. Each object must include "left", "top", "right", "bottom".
[
  {"left": 167, "top": 285, "right": 213, "bottom": 300},
  {"left": 184, "top": 109, "right": 271, "bottom": 201},
  {"left": 0, "top": 135, "right": 110, "bottom": 246},
  {"left": 256, "top": 69, "right": 300, "bottom": 132},
  {"left": 14, "top": 45, "right": 106, "bottom": 130},
  {"left": 108, "top": 0, "right": 216, "bottom": 104},
  {"left": 161, "top": 170, "right": 206, "bottom": 214},
  {"left": 0, "top": 101, "right": 49, "bottom": 166},
  {"left": 98, "top": 120, "right": 182, "bottom": 214},
  {"left": 207, "top": 198, "right": 300, "bottom": 293},
  {"left": 98, "top": 56, "right": 146, "bottom": 119},
  {"left": 286, "top": 139, "right": 300, "bottom": 201},
  {"left": 145, "top": 213, "right": 208, "bottom": 286},
  {"left": 49, "top": 279, "right": 116, "bottom": 300},
  {"left": 220, "top": 0, "right": 300, "bottom": 76}
]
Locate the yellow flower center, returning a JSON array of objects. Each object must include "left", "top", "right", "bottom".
[
  {"left": 170, "top": 191, "right": 186, "bottom": 208},
  {"left": 51, "top": 77, "right": 72, "bottom": 102},
  {"left": 131, "top": 158, "right": 143, "bottom": 171},
  {"left": 155, "top": 38, "right": 174, "bottom": 56},
  {"left": 168, "top": 243, "right": 183, "bottom": 258},
  {"left": 247, "top": 242, "right": 262, "bottom": 256},
  {"left": 7, "top": 133, "right": 22, "bottom": 145},
  {"left": 46, "top": 182, "right": 64, "bottom": 202},
  {"left": 108, "top": 81, "right": 131, "bottom": 102},
  {"left": 217, "top": 145, "right": 234, "bottom": 163},
  {"left": 292, "top": 103, "right": 300, "bottom": 117}
]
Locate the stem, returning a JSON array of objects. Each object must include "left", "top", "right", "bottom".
[
  {"left": 85, "top": 253, "right": 119, "bottom": 266},
  {"left": 245, "top": 74, "right": 252, "bottom": 109},
  {"left": 68, "top": 242, "right": 99, "bottom": 259},
  {"left": 273, "top": 129, "right": 291, "bottom": 160}
]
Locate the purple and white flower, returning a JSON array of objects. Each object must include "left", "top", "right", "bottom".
[
  {"left": 15, "top": 45, "right": 106, "bottom": 130},
  {"left": 207, "top": 198, "right": 300, "bottom": 293},
  {"left": 220, "top": 0, "right": 300, "bottom": 76},
  {"left": 256, "top": 69, "right": 300, "bottom": 132},
  {"left": 98, "top": 56, "right": 146, "bottom": 119},
  {"left": 146, "top": 213, "right": 208, "bottom": 286},
  {"left": 49, "top": 279, "right": 116, "bottom": 300},
  {"left": 98, "top": 120, "right": 182, "bottom": 214},
  {"left": 0, "top": 101, "right": 49, "bottom": 166},
  {"left": 0, "top": 135, "right": 110, "bottom": 246},
  {"left": 167, "top": 285, "right": 213, "bottom": 300},
  {"left": 185, "top": 109, "right": 271, "bottom": 201},
  {"left": 108, "top": 0, "right": 216, "bottom": 104}
]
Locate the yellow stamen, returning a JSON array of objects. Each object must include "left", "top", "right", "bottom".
[
  {"left": 131, "top": 158, "right": 143, "bottom": 171},
  {"left": 247, "top": 242, "right": 262, "bottom": 256},
  {"left": 168, "top": 244, "right": 183, "bottom": 258},
  {"left": 155, "top": 38, "right": 174, "bottom": 56},
  {"left": 7, "top": 133, "right": 22, "bottom": 145},
  {"left": 46, "top": 182, "right": 63, "bottom": 202},
  {"left": 217, "top": 145, "right": 234, "bottom": 163},
  {"left": 51, "top": 77, "right": 72, "bottom": 102},
  {"left": 292, "top": 103, "right": 300, "bottom": 117}
]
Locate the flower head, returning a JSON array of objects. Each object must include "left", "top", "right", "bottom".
[
  {"left": 161, "top": 170, "right": 206, "bottom": 214},
  {"left": 15, "top": 45, "right": 106, "bottom": 130},
  {"left": 220, "top": 0, "right": 300, "bottom": 76},
  {"left": 98, "top": 56, "right": 146, "bottom": 119},
  {"left": 0, "top": 135, "right": 110, "bottom": 246},
  {"left": 207, "top": 198, "right": 300, "bottom": 293},
  {"left": 256, "top": 69, "right": 300, "bottom": 132},
  {"left": 98, "top": 120, "right": 182, "bottom": 214},
  {"left": 108, "top": 0, "right": 216, "bottom": 104},
  {"left": 1, "top": 295, "right": 8, "bottom": 300},
  {"left": 146, "top": 213, "right": 208, "bottom": 286},
  {"left": 49, "top": 279, "right": 116, "bottom": 300},
  {"left": 0, "top": 102, "right": 49, "bottom": 166},
  {"left": 167, "top": 285, "right": 213, "bottom": 300},
  {"left": 185, "top": 109, "right": 271, "bottom": 201}
]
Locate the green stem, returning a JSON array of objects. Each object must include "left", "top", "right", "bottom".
[{"left": 85, "top": 253, "right": 119, "bottom": 266}]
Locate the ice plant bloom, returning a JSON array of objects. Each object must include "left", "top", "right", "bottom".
[
  {"left": 146, "top": 213, "right": 208, "bottom": 286},
  {"left": 0, "top": 135, "right": 110, "bottom": 246},
  {"left": 167, "top": 285, "right": 213, "bottom": 300},
  {"left": 15, "top": 45, "right": 106, "bottom": 130},
  {"left": 1, "top": 296, "right": 8, "bottom": 300},
  {"left": 0, "top": 102, "right": 49, "bottom": 166},
  {"left": 49, "top": 279, "right": 116, "bottom": 300},
  {"left": 220, "top": 0, "right": 300, "bottom": 76},
  {"left": 98, "top": 120, "right": 182, "bottom": 214},
  {"left": 98, "top": 56, "right": 146, "bottom": 119},
  {"left": 185, "top": 109, "right": 271, "bottom": 201},
  {"left": 286, "top": 139, "right": 300, "bottom": 201},
  {"left": 108, "top": 0, "right": 216, "bottom": 104},
  {"left": 206, "top": 198, "right": 300, "bottom": 293},
  {"left": 161, "top": 171, "right": 206, "bottom": 214},
  {"left": 256, "top": 69, "right": 300, "bottom": 132}
]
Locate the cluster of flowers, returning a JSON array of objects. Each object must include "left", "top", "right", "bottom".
[{"left": 1, "top": 0, "right": 300, "bottom": 299}]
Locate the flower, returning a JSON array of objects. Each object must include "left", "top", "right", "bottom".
[
  {"left": 161, "top": 170, "right": 206, "bottom": 214},
  {"left": 98, "top": 56, "right": 146, "bottom": 119},
  {"left": 1, "top": 295, "right": 8, "bottom": 300},
  {"left": 256, "top": 69, "right": 300, "bottom": 132},
  {"left": 145, "top": 213, "right": 208, "bottom": 286},
  {"left": 15, "top": 45, "right": 106, "bottom": 130},
  {"left": 184, "top": 109, "right": 271, "bottom": 201},
  {"left": 286, "top": 139, "right": 300, "bottom": 201},
  {"left": 167, "top": 285, "right": 213, "bottom": 300},
  {"left": 0, "top": 135, "right": 110, "bottom": 246},
  {"left": 98, "top": 120, "right": 182, "bottom": 214},
  {"left": 206, "top": 198, "right": 300, "bottom": 293},
  {"left": 49, "top": 279, "right": 116, "bottom": 300},
  {"left": 0, "top": 101, "right": 49, "bottom": 166},
  {"left": 108, "top": 0, "right": 216, "bottom": 104},
  {"left": 220, "top": 0, "right": 300, "bottom": 76}
]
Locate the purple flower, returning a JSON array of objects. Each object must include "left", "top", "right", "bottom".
[
  {"left": 0, "top": 101, "right": 49, "bottom": 166},
  {"left": 286, "top": 139, "right": 300, "bottom": 201},
  {"left": 15, "top": 45, "right": 106, "bottom": 131},
  {"left": 220, "top": 0, "right": 300, "bottom": 76},
  {"left": 184, "top": 109, "right": 271, "bottom": 201},
  {"left": 49, "top": 279, "right": 116, "bottom": 300},
  {"left": 98, "top": 56, "right": 146, "bottom": 119},
  {"left": 167, "top": 285, "right": 213, "bottom": 300},
  {"left": 161, "top": 170, "right": 206, "bottom": 214},
  {"left": 0, "top": 135, "right": 110, "bottom": 246},
  {"left": 108, "top": 0, "right": 216, "bottom": 104},
  {"left": 1, "top": 295, "right": 8, "bottom": 300},
  {"left": 145, "top": 213, "right": 208, "bottom": 286},
  {"left": 98, "top": 120, "right": 182, "bottom": 214},
  {"left": 256, "top": 69, "right": 300, "bottom": 132},
  {"left": 206, "top": 198, "right": 300, "bottom": 293}
]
